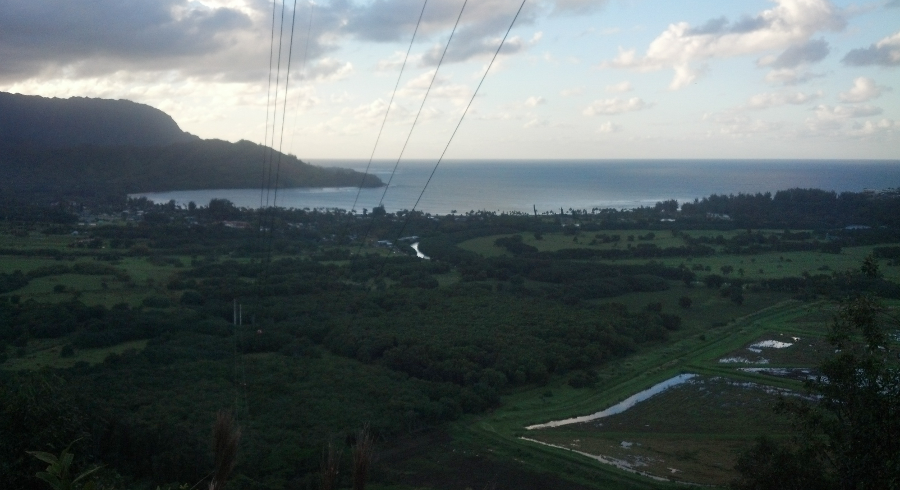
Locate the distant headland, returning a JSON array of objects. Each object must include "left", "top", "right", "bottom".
[{"left": 0, "top": 92, "right": 383, "bottom": 198}]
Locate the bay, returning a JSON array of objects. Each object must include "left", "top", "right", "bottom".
[{"left": 132, "top": 159, "right": 900, "bottom": 215}]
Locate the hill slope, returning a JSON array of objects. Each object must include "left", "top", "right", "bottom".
[
  {"left": 0, "top": 92, "right": 382, "bottom": 196},
  {"left": 0, "top": 92, "right": 198, "bottom": 148},
  {"left": 0, "top": 139, "right": 383, "bottom": 195}
]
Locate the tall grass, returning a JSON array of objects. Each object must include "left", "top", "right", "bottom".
[
  {"left": 351, "top": 425, "right": 374, "bottom": 490},
  {"left": 209, "top": 411, "right": 240, "bottom": 490}
]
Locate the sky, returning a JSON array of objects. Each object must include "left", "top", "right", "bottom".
[{"left": 1, "top": 0, "right": 899, "bottom": 160}]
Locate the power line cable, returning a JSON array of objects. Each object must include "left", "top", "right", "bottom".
[
  {"left": 349, "top": 0, "right": 430, "bottom": 215},
  {"left": 256, "top": 0, "right": 281, "bottom": 239},
  {"left": 264, "top": 0, "right": 290, "bottom": 210},
  {"left": 391, "top": 0, "right": 528, "bottom": 250},
  {"left": 286, "top": 1, "right": 316, "bottom": 158},
  {"left": 376, "top": 0, "right": 468, "bottom": 209},
  {"left": 353, "top": 0, "right": 468, "bottom": 258},
  {"left": 270, "top": 0, "right": 301, "bottom": 213}
]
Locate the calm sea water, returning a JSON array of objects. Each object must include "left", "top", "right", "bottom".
[{"left": 133, "top": 159, "right": 900, "bottom": 215}]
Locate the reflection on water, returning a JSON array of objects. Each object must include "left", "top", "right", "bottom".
[
  {"left": 525, "top": 374, "right": 697, "bottom": 430},
  {"left": 411, "top": 242, "right": 429, "bottom": 260},
  {"left": 519, "top": 437, "right": 668, "bottom": 481}
]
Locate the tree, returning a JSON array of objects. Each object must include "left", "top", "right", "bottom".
[
  {"left": 678, "top": 296, "right": 693, "bottom": 309},
  {"left": 732, "top": 258, "right": 900, "bottom": 489}
]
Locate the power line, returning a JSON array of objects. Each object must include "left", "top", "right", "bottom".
[
  {"left": 270, "top": 0, "right": 301, "bottom": 213},
  {"left": 349, "top": 0, "right": 430, "bottom": 215},
  {"left": 377, "top": 0, "right": 469, "bottom": 208},
  {"left": 287, "top": 1, "right": 316, "bottom": 158},
  {"left": 394, "top": 0, "right": 528, "bottom": 242},
  {"left": 256, "top": 0, "right": 281, "bottom": 237},
  {"left": 354, "top": 0, "right": 468, "bottom": 258},
  {"left": 263, "top": 0, "right": 290, "bottom": 210}
]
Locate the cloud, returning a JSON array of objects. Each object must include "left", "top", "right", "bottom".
[
  {"left": 887, "top": 0, "right": 900, "bottom": 8},
  {"left": 583, "top": 97, "right": 651, "bottom": 116},
  {"left": 764, "top": 68, "right": 825, "bottom": 85},
  {"left": 814, "top": 104, "right": 883, "bottom": 120},
  {"left": 340, "top": 0, "right": 546, "bottom": 66},
  {"left": 304, "top": 58, "right": 354, "bottom": 82},
  {"left": 849, "top": 118, "right": 896, "bottom": 136},
  {"left": 396, "top": 69, "right": 471, "bottom": 101},
  {"left": 0, "top": 0, "right": 261, "bottom": 82},
  {"left": 742, "top": 91, "right": 821, "bottom": 109},
  {"left": 839, "top": 77, "right": 890, "bottom": 103},
  {"left": 552, "top": 0, "right": 609, "bottom": 15},
  {"left": 0, "top": 0, "right": 549, "bottom": 87},
  {"left": 560, "top": 86, "right": 585, "bottom": 97},
  {"left": 602, "top": 0, "right": 846, "bottom": 89},
  {"left": 711, "top": 114, "right": 782, "bottom": 136},
  {"left": 842, "top": 30, "right": 900, "bottom": 66},
  {"left": 758, "top": 39, "right": 830, "bottom": 68},
  {"left": 596, "top": 121, "right": 621, "bottom": 133},
  {"left": 605, "top": 81, "right": 633, "bottom": 93},
  {"left": 524, "top": 96, "right": 546, "bottom": 106}
]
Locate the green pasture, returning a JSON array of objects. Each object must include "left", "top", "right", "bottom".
[
  {"left": 641, "top": 245, "right": 900, "bottom": 282},
  {"left": 528, "top": 376, "right": 797, "bottom": 486},
  {"left": 460, "top": 300, "right": 827, "bottom": 488},
  {"left": 600, "top": 285, "right": 793, "bottom": 332},
  {"left": 459, "top": 232, "right": 900, "bottom": 282},
  {"left": 2, "top": 339, "right": 148, "bottom": 371},
  {"left": 458, "top": 230, "right": 816, "bottom": 258},
  {"left": 0, "top": 256, "right": 71, "bottom": 274},
  {"left": 0, "top": 231, "right": 80, "bottom": 250},
  {"left": 459, "top": 231, "right": 687, "bottom": 257}
]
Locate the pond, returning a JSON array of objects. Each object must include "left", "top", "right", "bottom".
[{"left": 525, "top": 373, "right": 697, "bottom": 430}]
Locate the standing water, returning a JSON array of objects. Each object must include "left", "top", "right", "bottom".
[{"left": 526, "top": 374, "right": 697, "bottom": 430}]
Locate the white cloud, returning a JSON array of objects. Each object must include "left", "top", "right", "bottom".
[
  {"left": 524, "top": 118, "right": 548, "bottom": 128},
  {"left": 814, "top": 104, "right": 883, "bottom": 120},
  {"left": 560, "top": 86, "right": 585, "bottom": 97},
  {"left": 849, "top": 118, "right": 897, "bottom": 136},
  {"left": 764, "top": 68, "right": 824, "bottom": 85},
  {"left": 525, "top": 96, "right": 546, "bottom": 106},
  {"left": 605, "top": 81, "right": 632, "bottom": 93},
  {"left": 843, "top": 30, "right": 900, "bottom": 66},
  {"left": 709, "top": 114, "right": 782, "bottom": 136},
  {"left": 603, "top": 0, "right": 846, "bottom": 89},
  {"left": 583, "top": 97, "right": 651, "bottom": 116},
  {"left": 397, "top": 70, "right": 471, "bottom": 101},
  {"left": 305, "top": 58, "right": 354, "bottom": 82},
  {"left": 743, "top": 91, "right": 821, "bottom": 109},
  {"left": 839, "top": 77, "right": 890, "bottom": 103},
  {"left": 597, "top": 121, "right": 621, "bottom": 133}
]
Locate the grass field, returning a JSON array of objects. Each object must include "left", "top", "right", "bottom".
[
  {"left": 460, "top": 298, "right": 832, "bottom": 488},
  {"left": 458, "top": 232, "right": 900, "bottom": 282},
  {"left": 525, "top": 376, "right": 797, "bottom": 485},
  {"left": 2, "top": 339, "right": 148, "bottom": 371}
]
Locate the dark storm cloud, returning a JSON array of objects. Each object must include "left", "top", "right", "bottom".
[
  {"left": 770, "top": 39, "right": 830, "bottom": 68},
  {"left": 0, "top": 0, "right": 255, "bottom": 80},
  {"left": 1, "top": 0, "right": 550, "bottom": 86}
]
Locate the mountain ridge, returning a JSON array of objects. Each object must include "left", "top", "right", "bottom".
[{"left": 0, "top": 92, "right": 382, "bottom": 197}]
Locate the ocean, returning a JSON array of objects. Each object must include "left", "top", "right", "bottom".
[{"left": 133, "top": 159, "right": 900, "bottom": 215}]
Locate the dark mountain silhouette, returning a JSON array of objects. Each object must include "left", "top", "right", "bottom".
[
  {"left": 0, "top": 92, "right": 382, "bottom": 196},
  {"left": 0, "top": 92, "right": 198, "bottom": 148}
]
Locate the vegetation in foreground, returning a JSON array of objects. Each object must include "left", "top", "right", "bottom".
[{"left": 1, "top": 187, "right": 899, "bottom": 489}]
